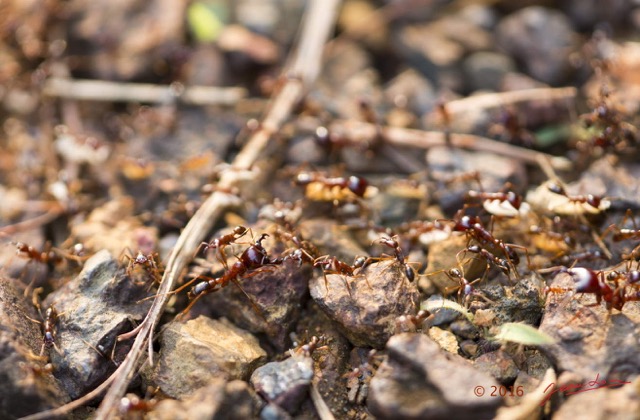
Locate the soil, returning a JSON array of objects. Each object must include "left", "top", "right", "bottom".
[{"left": 2, "top": 1, "right": 640, "bottom": 419}]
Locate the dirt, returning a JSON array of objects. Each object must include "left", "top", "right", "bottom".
[{"left": 2, "top": 1, "right": 640, "bottom": 419}]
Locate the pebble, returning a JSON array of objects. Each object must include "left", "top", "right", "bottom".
[
  {"left": 496, "top": 7, "right": 577, "bottom": 85},
  {"left": 310, "top": 260, "right": 419, "bottom": 348},
  {"left": 474, "top": 350, "right": 519, "bottom": 385},
  {"left": 251, "top": 355, "right": 314, "bottom": 414},
  {"left": 150, "top": 317, "right": 267, "bottom": 398},
  {"left": 368, "top": 333, "right": 502, "bottom": 419}
]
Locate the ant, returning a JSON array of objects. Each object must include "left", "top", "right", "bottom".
[
  {"left": 273, "top": 228, "right": 318, "bottom": 266},
  {"left": 121, "top": 250, "right": 162, "bottom": 286},
  {"left": 25, "top": 290, "right": 62, "bottom": 358},
  {"left": 458, "top": 244, "right": 511, "bottom": 278},
  {"left": 294, "top": 172, "right": 370, "bottom": 199},
  {"left": 313, "top": 255, "right": 361, "bottom": 297},
  {"left": 395, "top": 309, "right": 433, "bottom": 333},
  {"left": 198, "top": 226, "right": 249, "bottom": 268},
  {"left": 345, "top": 349, "right": 380, "bottom": 405},
  {"left": 543, "top": 266, "right": 635, "bottom": 314},
  {"left": 13, "top": 242, "right": 63, "bottom": 266},
  {"left": 466, "top": 187, "right": 529, "bottom": 218},
  {"left": 442, "top": 267, "right": 488, "bottom": 307},
  {"left": 364, "top": 236, "right": 415, "bottom": 282},
  {"left": 546, "top": 182, "right": 611, "bottom": 214},
  {"left": 180, "top": 233, "right": 275, "bottom": 316},
  {"left": 449, "top": 211, "right": 528, "bottom": 278},
  {"left": 603, "top": 210, "right": 640, "bottom": 242}
]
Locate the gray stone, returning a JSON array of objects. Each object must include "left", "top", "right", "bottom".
[
  {"left": 251, "top": 355, "right": 314, "bottom": 414},
  {"left": 474, "top": 350, "right": 519, "bottom": 385},
  {"left": 463, "top": 52, "right": 516, "bottom": 92},
  {"left": 496, "top": 7, "right": 577, "bottom": 85},
  {"left": 368, "top": 333, "right": 501, "bottom": 419}
]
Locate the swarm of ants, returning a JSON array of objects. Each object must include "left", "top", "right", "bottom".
[{"left": 3, "top": 50, "right": 640, "bottom": 418}]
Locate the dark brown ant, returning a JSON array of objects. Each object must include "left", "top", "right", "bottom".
[
  {"left": 345, "top": 349, "right": 379, "bottom": 405},
  {"left": 443, "top": 267, "right": 486, "bottom": 307},
  {"left": 553, "top": 249, "right": 607, "bottom": 265},
  {"left": 294, "top": 172, "right": 369, "bottom": 198},
  {"left": 181, "top": 233, "right": 274, "bottom": 316},
  {"left": 198, "top": 225, "right": 249, "bottom": 268},
  {"left": 489, "top": 108, "right": 536, "bottom": 147}
]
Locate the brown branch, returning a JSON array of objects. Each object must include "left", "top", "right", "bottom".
[{"left": 328, "top": 119, "right": 573, "bottom": 171}]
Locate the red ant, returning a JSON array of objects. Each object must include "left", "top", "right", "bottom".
[
  {"left": 13, "top": 242, "right": 63, "bottom": 266},
  {"left": 544, "top": 267, "right": 630, "bottom": 313},
  {"left": 180, "top": 233, "right": 275, "bottom": 316},
  {"left": 26, "top": 291, "right": 62, "bottom": 358},
  {"left": 546, "top": 182, "right": 611, "bottom": 214},
  {"left": 364, "top": 236, "right": 415, "bottom": 282},
  {"left": 198, "top": 225, "right": 249, "bottom": 268},
  {"left": 442, "top": 267, "right": 488, "bottom": 307},
  {"left": 395, "top": 309, "right": 433, "bottom": 333},
  {"left": 294, "top": 172, "right": 370, "bottom": 199},
  {"left": 449, "top": 211, "right": 528, "bottom": 278},
  {"left": 465, "top": 187, "right": 529, "bottom": 218},
  {"left": 121, "top": 250, "right": 162, "bottom": 286},
  {"left": 313, "top": 255, "right": 361, "bottom": 296}
]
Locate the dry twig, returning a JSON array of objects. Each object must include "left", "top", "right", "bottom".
[
  {"left": 43, "top": 77, "right": 247, "bottom": 106},
  {"left": 328, "top": 119, "right": 573, "bottom": 171}
]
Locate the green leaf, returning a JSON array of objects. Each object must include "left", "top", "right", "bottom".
[
  {"left": 494, "top": 322, "right": 556, "bottom": 346},
  {"left": 421, "top": 298, "right": 474, "bottom": 322},
  {"left": 187, "top": 1, "right": 226, "bottom": 43}
]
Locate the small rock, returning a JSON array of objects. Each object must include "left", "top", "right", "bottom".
[
  {"left": 147, "top": 379, "right": 262, "bottom": 420},
  {"left": 474, "top": 350, "right": 519, "bottom": 385},
  {"left": 42, "top": 250, "right": 152, "bottom": 399},
  {"left": 251, "top": 355, "right": 314, "bottom": 414},
  {"left": 384, "top": 68, "right": 436, "bottom": 116},
  {"left": 460, "top": 340, "right": 479, "bottom": 358},
  {"left": 260, "top": 403, "right": 292, "bottom": 420},
  {"left": 478, "top": 273, "right": 544, "bottom": 326},
  {"left": 450, "top": 319, "right": 480, "bottom": 340},
  {"left": 310, "top": 260, "right": 419, "bottom": 348},
  {"left": 368, "top": 333, "right": 502, "bottom": 419},
  {"left": 151, "top": 317, "right": 267, "bottom": 398},
  {"left": 0, "top": 276, "right": 70, "bottom": 419},
  {"left": 428, "top": 327, "right": 460, "bottom": 354},
  {"left": 496, "top": 7, "right": 577, "bottom": 85},
  {"left": 561, "top": 0, "right": 631, "bottom": 31},
  {"left": 463, "top": 52, "right": 516, "bottom": 92}
]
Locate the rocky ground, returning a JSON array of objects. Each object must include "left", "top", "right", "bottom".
[{"left": 2, "top": 1, "right": 640, "bottom": 419}]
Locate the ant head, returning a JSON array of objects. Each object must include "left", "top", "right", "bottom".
[
  {"left": 234, "top": 226, "right": 248, "bottom": 235},
  {"left": 347, "top": 176, "right": 368, "bottom": 197},
  {"left": 506, "top": 191, "right": 521, "bottom": 209},
  {"left": 586, "top": 195, "right": 601, "bottom": 208}
]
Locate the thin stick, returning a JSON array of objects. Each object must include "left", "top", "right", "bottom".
[
  {"left": 43, "top": 77, "right": 247, "bottom": 106},
  {"left": 328, "top": 119, "right": 572, "bottom": 171}
]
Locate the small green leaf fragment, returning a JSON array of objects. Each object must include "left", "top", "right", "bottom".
[
  {"left": 187, "top": 2, "right": 226, "bottom": 43},
  {"left": 494, "top": 322, "right": 556, "bottom": 345}
]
